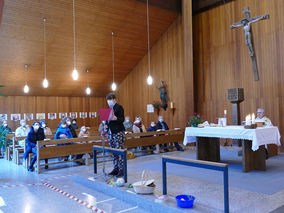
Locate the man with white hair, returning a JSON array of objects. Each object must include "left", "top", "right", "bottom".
[
  {"left": 255, "top": 108, "right": 272, "bottom": 159},
  {"left": 15, "top": 120, "right": 29, "bottom": 147},
  {"left": 255, "top": 108, "right": 272, "bottom": 126}
]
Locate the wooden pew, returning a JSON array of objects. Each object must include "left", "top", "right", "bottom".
[
  {"left": 36, "top": 136, "right": 102, "bottom": 173},
  {"left": 124, "top": 129, "right": 185, "bottom": 150},
  {"left": 14, "top": 135, "right": 53, "bottom": 166}
]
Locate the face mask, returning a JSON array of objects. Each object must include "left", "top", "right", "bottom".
[
  {"left": 67, "top": 121, "right": 71, "bottom": 125},
  {"left": 151, "top": 123, "right": 155, "bottom": 127},
  {"left": 34, "top": 125, "right": 39, "bottom": 130},
  {"left": 125, "top": 119, "right": 129, "bottom": 122},
  {"left": 3, "top": 124, "right": 7, "bottom": 127},
  {"left": 82, "top": 128, "right": 86, "bottom": 132},
  {"left": 107, "top": 100, "right": 115, "bottom": 107},
  {"left": 42, "top": 124, "right": 46, "bottom": 128},
  {"left": 134, "top": 120, "right": 140, "bottom": 124},
  {"left": 61, "top": 125, "right": 67, "bottom": 128},
  {"left": 72, "top": 121, "right": 76, "bottom": 124},
  {"left": 159, "top": 119, "right": 163, "bottom": 123},
  {"left": 21, "top": 123, "right": 26, "bottom": 127}
]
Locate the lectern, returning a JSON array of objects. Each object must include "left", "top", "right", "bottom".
[{"left": 227, "top": 88, "right": 244, "bottom": 146}]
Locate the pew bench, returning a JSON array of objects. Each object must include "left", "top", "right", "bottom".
[
  {"left": 36, "top": 136, "right": 102, "bottom": 173},
  {"left": 124, "top": 129, "right": 185, "bottom": 153}
]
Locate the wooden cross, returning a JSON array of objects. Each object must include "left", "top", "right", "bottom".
[{"left": 230, "top": 7, "right": 269, "bottom": 81}]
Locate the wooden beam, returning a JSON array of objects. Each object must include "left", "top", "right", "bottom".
[{"left": 137, "top": 0, "right": 181, "bottom": 13}]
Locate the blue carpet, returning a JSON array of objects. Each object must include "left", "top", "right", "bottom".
[{"left": 135, "top": 151, "right": 284, "bottom": 195}]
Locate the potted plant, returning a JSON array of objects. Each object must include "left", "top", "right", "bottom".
[
  {"left": 153, "top": 101, "right": 161, "bottom": 116},
  {"left": 187, "top": 113, "right": 203, "bottom": 127}
]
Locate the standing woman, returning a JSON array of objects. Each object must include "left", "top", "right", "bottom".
[
  {"left": 105, "top": 93, "right": 125, "bottom": 177},
  {"left": 24, "top": 121, "right": 45, "bottom": 171}
]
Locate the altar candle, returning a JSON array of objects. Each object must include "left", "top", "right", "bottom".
[
  {"left": 224, "top": 110, "right": 227, "bottom": 117},
  {"left": 170, "top": 102, "right": 174, "bottom": 109},
  {"left": 252, "top": 113, "right": 255, "bottom": 124}
]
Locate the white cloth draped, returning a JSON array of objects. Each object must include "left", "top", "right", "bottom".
[{"left": 183, "top": 126, "right": 281, "bottom": 151}]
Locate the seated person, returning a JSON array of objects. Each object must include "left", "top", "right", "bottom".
[
  {"left": 148, "top": 121, "right": 159, "bottom": 153},
  {"left": 132, "top": 116, "right": 146, "bottom": 133},
  {"left": 256, "top": 108, "right": 272, "bottom": 159},
  {"left": 15, "top": 120, "right": 29, "bottom": 147},
  {"left": 64, "top": 117, "right": 77, "bottom": 138},
  {"left": 156, "top": 116, "right": 184, "bottom": 152},
  {"left": 40, "top": 120, "right": 52, "bottom": 136},
  {"left": 255, "top": 108, "right": 273, "bottom": 126},
  {"left": 123, "top": 116, "right": 133, "bottom": 132},
  {"left": 23, "top": 121, "right": 45, "bottom": 171},
  {"left": 54, "top": 120, "right": 73, "bottom": 140},
  {"left": 71, "top": 119, "right": 79, "bottom": 130},
  {"left": 133, "top": 116, "right": 147, "bottom": 150},
  {"left": 54, "top": 120, "right": 73, "bottom": 161},
  {"left": 78, "top": 126, "right": 89, "bottom": 138}
]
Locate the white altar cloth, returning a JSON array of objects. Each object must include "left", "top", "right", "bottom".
[{"left": 183, "top": 125, "right": 281, "bottom": 151}]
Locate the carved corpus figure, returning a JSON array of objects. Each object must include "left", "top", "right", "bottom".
[{"left": 230, "top": 7, "right": 269, "bottom": 81}]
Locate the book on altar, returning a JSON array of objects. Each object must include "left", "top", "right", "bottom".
[{"left": 98, "top": 108, "right": 114, "bottom": 121}]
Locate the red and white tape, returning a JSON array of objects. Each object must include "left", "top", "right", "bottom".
[
  {"left": 43, "top": 183, "right": 106, "bottom": 213},
  {"left": 0, "top": 183, "right": 41, "bottom": 188}
]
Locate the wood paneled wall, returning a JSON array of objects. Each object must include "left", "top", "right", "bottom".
[
  {"left": 0, "top": 96, "right": 106, "bottom": 131},
  {"left": 193, "top": 0, "right": 284, "bottom": 151},
  {"left": 117, "top": 14, "right": 194, "bottom": 129}
]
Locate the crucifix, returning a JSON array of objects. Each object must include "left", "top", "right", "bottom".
[{"left": 230, "top": 7, "right": 269, "bottom": 81}]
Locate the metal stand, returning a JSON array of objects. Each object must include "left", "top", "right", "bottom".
[{"left": 94, "top": 133, "right": 108, "bottom": 182}]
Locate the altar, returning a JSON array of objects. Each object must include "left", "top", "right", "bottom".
[{"left": 183, "top": 126, "right": 281, "bottom": 172}]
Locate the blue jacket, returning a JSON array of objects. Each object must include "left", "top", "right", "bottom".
[
  {"left": 147, "top": 126, "right": 157, "bottom": 132},
  {"left": 26, "top": 127, "right": 45, "bottom": 147},
  {"left": 54, "top": 126, "right": 73, "bottom": 140}
]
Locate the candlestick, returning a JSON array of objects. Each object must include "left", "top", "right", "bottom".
[
  {"left": 224, "top": 110, "right": 227, "bottom": 118},
  {"left": 252, "top": 113, "right": 255, "bottom": 124},
  {"left": 170, "top": 102, "right": 174, "bottom": 109}
]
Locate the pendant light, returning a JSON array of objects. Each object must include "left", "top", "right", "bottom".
[
  {"left": 42, "top": 18, "right": 49, "bottom": 88},
  {"left": 85, "top": 69, "right": 91, "bottom": 95},
  {"left": 111, "top": 32, "right": 117, "bottom": 91},
  {"left": 146, "top": 0, "right": 153, "bottom": 85},
  {"left": 72, "top": 0, "right": 79, "bottom": 80},
  {"left": 23, "top": 64, "right": 29, "bottom": 94}
]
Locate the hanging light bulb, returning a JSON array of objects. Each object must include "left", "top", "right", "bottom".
[
  {"left": 85, "top": 69, "right": 91, "bottom": 95},
  {"left": 147, "top": 75, "right": 153, "bottom": 85},
  {"left": 42, "top": 78, "right": 49, "bottom": 88},
  {"left": 23, "top": 64, "right": 29, "bottom": 94},
  {"left": 72, "top": 68, "right": 79, "bottom": 80},
  {"left": 42, "top": 18, "right": 49, "bottom": 88},
  {"left": 111, "top": 82, "right": 117, "bottom": 91},
  {"left": 72, "top": 0, "right": 78, "bottom": 80},
  {"left": 85, "top": 87, "right": 91, "bottom": 95},
  {"left": 146, "top": 0, "right": 153, "bottom": 85},
  {"left": 110, "top": 32, "right": 117, "bottom": 91},
  {"left": 23, "top": 84, "right": 29, "bottom": 93}
]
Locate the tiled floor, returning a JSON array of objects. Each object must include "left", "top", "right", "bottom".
[{"left": 1, "top": 148, "right": 284, "bottom": 213}]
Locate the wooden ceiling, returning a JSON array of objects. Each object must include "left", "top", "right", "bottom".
[{"left": 0, "top": 0, "right": 177, "bottom": 96}]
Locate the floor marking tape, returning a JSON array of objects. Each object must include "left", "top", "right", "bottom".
[
  {"left": 0, "top": 183, "right": 41, "bottom": 188},
  {"left": 43, "top": 183, "right": 106, "bottom": 213}
]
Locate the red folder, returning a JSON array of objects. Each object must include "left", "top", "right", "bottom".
[{"left": 98, "top": 108, "right": 114, "bottom": 121}]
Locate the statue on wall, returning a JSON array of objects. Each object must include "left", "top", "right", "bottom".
[
  {"left": 157, "top": 80, "right": 168, "bottom": 111},
  {"left": 230, "top": 7, "right": 269, "bottom": 81}
]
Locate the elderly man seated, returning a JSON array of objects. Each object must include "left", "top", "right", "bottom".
[
  {"left": 255, "top": 108, "right": 272, "bottom": 126},
  {"left": 255, "top": 108, "right": 272, "bottom": 159}
]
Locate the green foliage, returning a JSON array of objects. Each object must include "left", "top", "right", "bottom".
[
  {"left": 187, "top": 113, "right": 203, "bottom": 127},
  {"left": 153, "top": 101, "right": 160, "bottom": 110}
]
